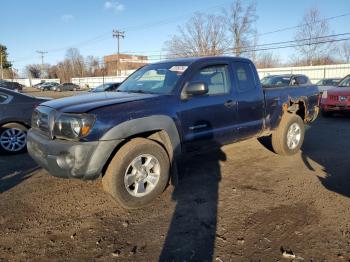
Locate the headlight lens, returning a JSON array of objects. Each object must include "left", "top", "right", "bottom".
[
  {"left": 53, "top": 113, "right": 95, "bottom": 140},
  {"left": 321, "top": 91, "right": 328, "bottom": 99}
]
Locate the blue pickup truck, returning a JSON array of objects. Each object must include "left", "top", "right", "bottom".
[{"left": 27, "top": 57, "right": 319, "bottom": 208}]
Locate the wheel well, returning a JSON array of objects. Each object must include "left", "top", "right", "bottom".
[
  {"left": 101, "top": 130, "right": 174, "bottom": 176},
  {"left": 0, "top": 121, "right": 30, "bottom": 130},
  {"left": 288, "top": 100, "right": 306, "bottom": 121}
]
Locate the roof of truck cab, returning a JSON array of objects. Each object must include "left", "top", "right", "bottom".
[{"left": 153, "top": 56, "right": 252, "bottom": 65}]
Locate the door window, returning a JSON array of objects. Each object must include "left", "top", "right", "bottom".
[{"left": 190, "top": 65, "right": 231, "bottom": 95}]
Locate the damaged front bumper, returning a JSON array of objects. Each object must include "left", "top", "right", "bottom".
[{"left": 27, "top": 129, "right": 122, "bottom": 180}]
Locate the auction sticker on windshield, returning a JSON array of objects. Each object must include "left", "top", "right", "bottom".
[{"left": 169, "top": 66, "right": 188, "bottom": 73}]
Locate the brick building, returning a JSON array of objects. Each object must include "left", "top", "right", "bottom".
[{"left": 104, "top": 54, "right": 148, "bottom": 76}]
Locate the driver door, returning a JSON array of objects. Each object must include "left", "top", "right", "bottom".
[{"left": 178, "top": 64, "right": 238, "bottom": 152}]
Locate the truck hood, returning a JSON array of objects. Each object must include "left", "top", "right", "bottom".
[
  {"left": 41, "top": 91, "right": 160, "bottom": 113},
  {"left": 327, "top": 87, "right": 350, "bottom": 95}
]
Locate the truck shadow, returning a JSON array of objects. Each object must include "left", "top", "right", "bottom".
[
  {"left": 301, "top": 115, "right": 350, "bottom": 198},
  {"left": 0, "top": 154, "right": 39, "bottom": 193},
  {"left": 160, "top": 145, "right": 226, "bottom": 261}
]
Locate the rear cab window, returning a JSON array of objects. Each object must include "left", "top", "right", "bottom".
[{"left": 232, "top": 62, "right": 256, "bottom": 92}]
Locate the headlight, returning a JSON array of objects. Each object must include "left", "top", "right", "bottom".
[
  {"left": 321, "top": 91, "right": 328, "bottom": 99},
  {"left": 53, "top": 113, "right": 95, "bottom": 140}
]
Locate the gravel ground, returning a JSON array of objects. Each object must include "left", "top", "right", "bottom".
[{"left": 0, "top": 89, "right": 349, "bottom": 261}]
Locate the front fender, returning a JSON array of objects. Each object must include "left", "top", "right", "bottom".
[{"left": 100, "top": 115, "right": 181, "bottom": 157}]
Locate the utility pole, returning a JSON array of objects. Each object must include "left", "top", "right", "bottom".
[
  {"left": 0, "top": 53, "right": 3, "bottom": 80},
  {"left": 36, "top": 50, "right": 48, "bottom": 78},
  {"left": 112, "top": 30, "right": 125, "bottom": 76}
]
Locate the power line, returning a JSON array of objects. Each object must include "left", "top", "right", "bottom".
[
  {"left": 11, "top": 8, "right": 350, "bottom": 65},
  {"left": 254, "top": 12, "right": 350, "bottom": 39}
]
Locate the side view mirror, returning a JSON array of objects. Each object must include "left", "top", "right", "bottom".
[{"left": 184, "top": 82, "right": 208, "bottom": 96}]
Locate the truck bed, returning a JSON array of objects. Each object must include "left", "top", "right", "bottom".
[{"left": 263, "top": 85, "right": 319, "bottom": 131}]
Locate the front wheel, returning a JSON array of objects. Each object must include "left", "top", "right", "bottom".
[
  {"left": 271, "top": 114, "right": 305, "bottom": 156},
  {"left": 102, "top": 138, "right": 170, "bottom": 209},
  {"left": 0, "top": 123, "right": 28, "bottom": 154}
]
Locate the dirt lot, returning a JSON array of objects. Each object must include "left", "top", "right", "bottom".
[{"left": 0, "top": 89, "right": 350, "bottom": 261}]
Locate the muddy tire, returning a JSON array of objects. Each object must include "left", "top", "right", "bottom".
[
  {"left": 102, "top": 138, "right": 170, "bottom": 209},
  {"left": 271, "top": 114, "right": 305, "bottom": 156},
  {"left": 0, "top": 123, "right": 28, "bottom": 155}
]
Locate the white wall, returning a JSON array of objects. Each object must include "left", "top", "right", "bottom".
[
  {"left": 257, "top": 64, "right": 350, "bottom": 83},
  {"left": 4, "top": 78, "right": 60, "bottom": 87},
  {"left": 72, "top": 76, "right": 128, "bottom": 88}
]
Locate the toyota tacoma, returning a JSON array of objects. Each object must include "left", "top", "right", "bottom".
[{"left": 27, "top": 57, "right": 319, "bottom": 208}]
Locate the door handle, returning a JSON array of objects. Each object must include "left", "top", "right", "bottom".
[{"left": 224, "top": 100, "right": 236, "bottom": 108}]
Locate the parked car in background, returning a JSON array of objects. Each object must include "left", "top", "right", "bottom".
[
  {"left": 52, "top": 83, "right": 80, "bottom": 92},
  {"left": 316, "top": 78, "right": 341, "bottom": 87},
  {"left": 317, "top": 77, "right": 346, "bottom": 94},
  {"left": 40, "top": 82, "right": 59, "bottom": 91},
  {"left": 28, "top": 56, "right": 319, "bottom": 208},
  {"left": 320, "top": 74, "right": 350, "bottom": 117},
  {"left": 0, "top": 87, "right": 50, "bottom": 154},
  {"left": 90, "top": 82, "right": 121, "bottom": 93},
  {"left": 33, "top": 82, "right": 45, "bottom": 89},
  {"left": 0, "top": 80, "right": 24, "bottom": 92},
  {"left": 261, "top": 74, "right": 311, "bottom": 88}
]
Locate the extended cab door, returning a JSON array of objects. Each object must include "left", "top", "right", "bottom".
[
  {"left": 231, "top": 61, "right": 265, "bottom": 139},
  {"left": 178, "top": 63, "right": 238, "bottom": 152}
]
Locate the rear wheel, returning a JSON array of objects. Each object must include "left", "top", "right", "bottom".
[
  {"left": 271, "top": 114, "right": 305, "bottom": 156},
  {"left": 102, "top": 138, "right": 170, "bottom": 209},
  {"left": 0, "top": 123, "right": 28, "bottom": 154}
]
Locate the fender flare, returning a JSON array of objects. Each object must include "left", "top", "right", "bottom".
[{"left": 100, "top": 115, "right": 182, "bottom": 158}]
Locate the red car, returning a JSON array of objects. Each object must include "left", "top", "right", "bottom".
[{"left": 320, "top": 74, "right": 350, "bottom": 117}]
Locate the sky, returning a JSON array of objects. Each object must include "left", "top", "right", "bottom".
[{"left": 1, "top": 0, "right": 349, "bottom": 75}]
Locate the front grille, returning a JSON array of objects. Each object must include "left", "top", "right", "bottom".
[
  {"left": 329, "top": 95, "right": 339, "bottom": 101},
  {"left": 329, "top": 95, "right": 350, "bottom": 102},
  {"left": 32, "top": 106, "right": 55, "bottom": 137}
]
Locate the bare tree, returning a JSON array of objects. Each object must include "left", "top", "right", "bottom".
[
  {"left": 25, "top": 64, "right": 42, "bottom": 78},
  {"left": 339, "top": 40, "right": 350, "bottom": 63},
  {"left": 293, "top": 6, "right": 333, "bottom": 66},
  {"left": 85, "top": 56, "right": 101, "bottom": 76},
  {"left": 255, "top": 51, "right": 280, "bottom": 68},
  {"left": 66, "top": 48, "right": 85, "bottom": 77},
  {"left": 165, "top": 12, "right": 228, "bottom": 58},
  {"left": 224, "top": 0, "right": 258, "bottom": 56}
]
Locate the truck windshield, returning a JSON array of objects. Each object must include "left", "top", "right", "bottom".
[{"left": 117, "top": 63, "right": 189, "bottom": 94}]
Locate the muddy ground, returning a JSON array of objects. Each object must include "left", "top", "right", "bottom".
[{"left": 0, "top": 89, "right": 349, "bottom": 261}]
